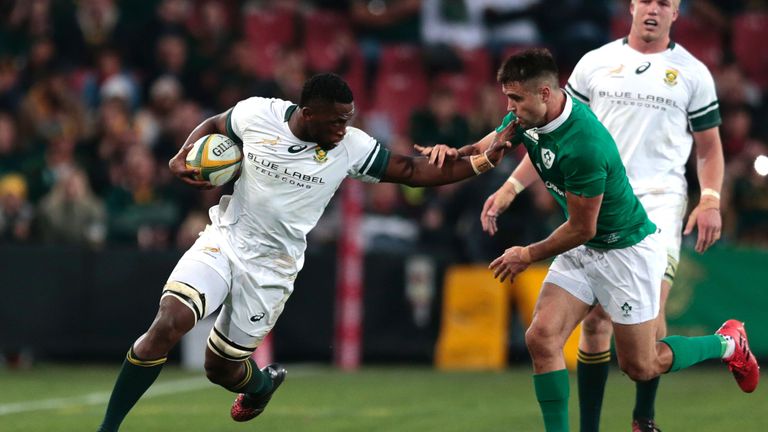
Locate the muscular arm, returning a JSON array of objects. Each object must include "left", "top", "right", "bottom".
[
  {"left": 684, "top": 126, "right": 724, "bottom": 252},
  {"left": 168, "top": 110, "right": 230, "bottom": 188},
  {"left": 385, "top": 128, "right": 513, "bottom": 186},
  {"left": 526, "top": 192, "right": 602, "bottom": 262},
  {"left": 380, "top": 153, "right": 482, "bottom": 187},
  {"left": 180, "top": 111, "right": 230, "bottom": 149},
  {"left": 692, "top": 127, "right": 724, "bottom": 194}
]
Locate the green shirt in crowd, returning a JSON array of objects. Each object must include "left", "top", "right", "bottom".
[{"left": 496, "top": 92, "right": 656, "bottom": 249}]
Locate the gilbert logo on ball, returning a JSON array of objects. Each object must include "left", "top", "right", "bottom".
[{"left": 185, "top": 134, "right": 242, "bottom": 186}]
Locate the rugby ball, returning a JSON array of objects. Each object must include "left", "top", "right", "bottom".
[{"left": 185, "top": 134, "right": 242, "bottom": 186}]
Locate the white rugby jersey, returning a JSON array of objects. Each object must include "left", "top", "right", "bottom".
[
  {"left": 210, "top": 97, "right": 389, "bottom": 280},
  {"left": 566, "top": 38, "right": 721, "bottom": 196}
]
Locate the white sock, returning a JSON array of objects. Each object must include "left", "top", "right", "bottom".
[{"left": 721, "top": 335, "right": 736, "bottom": 359}]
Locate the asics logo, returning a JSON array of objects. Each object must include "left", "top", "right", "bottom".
[
  {"left": 635, "top": 62, "right": 651, "bottom": 74},
  {"left": 250, "top": 312, "right": 266, "bottom": 322},
  {"left": 288, "top": 144, "right": 308, "bottom": 153}
]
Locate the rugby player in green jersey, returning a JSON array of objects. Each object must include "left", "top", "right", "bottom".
[{"left": 418, "top": 48, "right": 758, "bottom": 432}]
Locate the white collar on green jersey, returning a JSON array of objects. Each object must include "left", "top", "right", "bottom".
[{"left": 537, "top": 90, "right": 572, "bottom": 135}]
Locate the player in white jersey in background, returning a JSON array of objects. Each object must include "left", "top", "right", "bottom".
[
  {"left": 97, "top": 73, "right": 516, "bottom": 432},
  {"left": 481, "top": 1, "right": 726, "bottom": 431}
]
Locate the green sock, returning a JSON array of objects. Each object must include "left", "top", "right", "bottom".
[
  {"left": 660, "top": 334, "right": 726, "bottom": 372},
  {"left": 534, "top": 369, "right": 570, "bottom": 432},
  {"left": 633, "top": 376, "right": 660, "bottom": 421},
  {"left": 577, "top": 350, "right": 610, "bottom": 432},
  {"left": 97, "top": 347, "right": 167, "bottom": 432},
  {"left": 232, "top": 359, "right": 272, "bottom": 395}
]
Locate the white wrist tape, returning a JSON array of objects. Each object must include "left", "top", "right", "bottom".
[
  {"left": 701, "top": 188, "right": 721, "bottom": 200},
  {"left": 506, "top": 176, "right": 526, "bottom": 194}
]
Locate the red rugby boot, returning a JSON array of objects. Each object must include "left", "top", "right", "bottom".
[{"left": 716, "top": 320, "right": 760, "bottom": 393}]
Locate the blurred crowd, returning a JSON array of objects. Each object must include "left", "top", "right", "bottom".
[{"left": 0, "top": 0, "right": 766, "bottom": 260}]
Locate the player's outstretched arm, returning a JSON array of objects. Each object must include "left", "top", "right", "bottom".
[
  {"left": 383, "top": 123, "right": 516, "bottom": 186},
  {"left": 481, "top": 154, "right": 539, "bottom": 235},
  {"left": 684, "top": 127, "right": 724, "bottom": 253},
  {"left": 168, "top": 110, "right": 230, "bottom": 189}
]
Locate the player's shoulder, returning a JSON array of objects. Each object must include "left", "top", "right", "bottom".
[
  {"left": 341, "top": 126, "right": 376, "bottom": 146},
  {"left": 235, "top": 96, "right": 293, "bottom": 117},
  {"left": 578, "top": 38, "right": 627, "bottom": 66},
  {"left": 666, "top": 42, "right": 713, "bottom": 75},
  {"left": 567, "top": 100, "right": 616, "bottom": 149}
]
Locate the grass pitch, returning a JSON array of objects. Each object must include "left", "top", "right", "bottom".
[{"left": 0, "top": 363, "right": 764, "bottom": 431}]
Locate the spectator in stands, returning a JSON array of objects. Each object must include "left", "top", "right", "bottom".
[
  {"left": 409, "top": 85, "right": 470, "bottom": 150},
  {"left": 0, "top": 57, "right": 23, "bottom": 112},
  {"left": 361, "top": 182, "right": 420, "bottom": 252},
  {"left": 467, "top": 84, "right": 506, "bottom": 140},
  {"left": 134, "top": 75, "right": 183, "bottom": 151},
  {"left": 22, "top": 126, "right": 84, "bottom": 201},
  {"left": 81, "top": 47, "right": 141, "bottom": 112},
  {"left": 36, "top": 167, "right": 106, "bottom": 247},
  {"left": 18, "top": 70, "right": 84, "bottom": 151},
  {"left": 0, "top": 112, "right": 24, "bottom": 176},
  {"left": 105, "top": 145, "right": 181, "bottom": 248},
  {"left": 0, "top": 173, "right": 34, "bottom": 243}
]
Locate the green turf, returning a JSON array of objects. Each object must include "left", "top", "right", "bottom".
[{"left": 0, "top": 364, "right": 765, "bottom": 431}]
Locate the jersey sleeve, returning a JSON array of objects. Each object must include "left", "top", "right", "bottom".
[
  {"left": 345, "top": 127, "right": 391, "bottom": 183},
  {"left": 226, "top": 97, "right": 266, "bottom": 144},
  {"left": 687, "top": 65, "right": 721, "bottom": 131},
  {"left": 561, "top": 142, "right": 607, "bottom": 198},
  {"left": 565, "top": 52, "right": 593, "bottom": 105}
]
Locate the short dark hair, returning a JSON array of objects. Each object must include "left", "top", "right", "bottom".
[
  {"left": 497, "top": 48, "right": 559, "bottom": 87},
  {"left": 299, "top": 73, "right": 353, "bottom": 107}
]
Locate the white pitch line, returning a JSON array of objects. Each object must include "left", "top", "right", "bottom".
[{"left": 0, "top": 377, "right": 210, "bottom": 416}]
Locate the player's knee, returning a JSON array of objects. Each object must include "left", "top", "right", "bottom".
[
  {"left": 144, "top": 303, "right": 195, "bottom": 352},
  {"left": 582, "top": 312, "right": 613, "bottom": 339},
  {"left": 619, "top": 359, "right": 658, "bottom": 382},
  {"left": 525, "top": 324, "right": 561, "bottom": 359}
]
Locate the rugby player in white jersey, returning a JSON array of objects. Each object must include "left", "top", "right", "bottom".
[{"left": 96, "top": 73, "right": 515, "bottom": 432}]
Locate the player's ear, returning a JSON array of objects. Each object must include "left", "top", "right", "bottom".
[
  {"left": 540, "top": 85, "right": 551, "bottom": 103},
  {"left": 300, "top": 106, "right": 313, "bottom": 120}
]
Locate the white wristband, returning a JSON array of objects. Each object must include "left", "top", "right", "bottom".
[
  {"left": 506, "top": 176, "right": 526, "bottom": 194},
  {"left": 701, "top": 188, "right": 721, "bottom": 200}
]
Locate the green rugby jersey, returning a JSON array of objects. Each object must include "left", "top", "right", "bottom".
[{"left": 496, "top": 93, "right": 656, "bottom": 249}]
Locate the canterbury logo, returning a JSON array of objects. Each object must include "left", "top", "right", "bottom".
[{"left": 635, "top": 62, "right": 651, "bottom": 74}]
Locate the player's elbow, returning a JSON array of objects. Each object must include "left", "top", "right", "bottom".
[{"left": 571, "top": 223, "right": 596, "bottom": 243}]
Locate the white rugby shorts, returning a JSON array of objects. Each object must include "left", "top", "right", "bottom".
[
  {"left": 544, "top": 231, "right": 666, "bottom": 325},
  {"left": 166, "top": 225, "right": 293, "bottom": 358},
  {"left": 639, "top": 192, "right": 687, "bottom": 284}
]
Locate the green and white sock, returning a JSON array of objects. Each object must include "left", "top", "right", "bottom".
[{"left": 660, "top": 334, "right": 726, "bottom": 372}]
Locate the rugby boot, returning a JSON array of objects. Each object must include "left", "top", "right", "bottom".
[
  {"left": 632, "top": 418, "right": 661, "bottom": 432},
  {"left": 231, "top": 363, "right": 287, "bottom": 422},
  {"left": 716, "top": 319, "right": 760, "bottom": 393}
]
